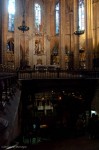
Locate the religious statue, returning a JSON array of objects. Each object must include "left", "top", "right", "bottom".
[{"left": 35, "top": 39, "right": 44, "bottom": 55}]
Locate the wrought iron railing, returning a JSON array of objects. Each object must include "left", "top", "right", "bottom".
[
  {"left": 0, "top": 63, "right": 99, "bottom": 80},
  {"left": 17, "top": 69, "right": 99, "bottom": 79}
]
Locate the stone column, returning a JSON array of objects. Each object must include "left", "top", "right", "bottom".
[
  {"left": 14, "top": 0, "right": 22, "bottom": 68},
  {"left": 14, "top": 34, "right": 20, "bottom": 68},
  {"left": 15, "top": 0, "right": 30, "bottom": 68},
  {"left": 29, "top": 37, "right": 34, "bottom": 67},
  {"left": 92, "top": 0, "right": 99, "bottom": 70},
  {"left": 2, "top": 0, "right": 8, "bottom": 65},
  {"left": 92, "top": 1, "right": 97, "bottom": 49},
  {"left": 45, "top": 0, "right": 51, "bottom": 65},
  {"left": 73, "top": 0, "right": 79, "bottom": 69},
  {"left": 28, "top": 0, "right": 34, "bottom": 67},
  {"left": 60, "top": 0, "right": 66, "bottom": 69},
  {"left": 85, "top": 0, "right": 93, "bottom": 70}
]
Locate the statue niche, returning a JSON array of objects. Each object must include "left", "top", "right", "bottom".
[
  {"left": 6, "top": 38, "right": 14, "bottom": 68},
  {"left": 7, "top": 38, "right": 14, "bottom": 53}
]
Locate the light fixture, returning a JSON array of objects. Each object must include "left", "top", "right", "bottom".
[
  {"left": 18, "top": 0, "right": 29, "bottom": 32},
  {"left": 74, "top": 26, "right": 84, "bottom": 36},
  {"left": 18, "top": 18, "right": 29, "bottom": 33},
  {"left": 74, "top": 0, "right": 84, "bottom": 36}
]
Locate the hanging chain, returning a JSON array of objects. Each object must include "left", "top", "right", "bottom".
[{"left": 22, "top": 0, "right": 26, "bottom": 18}]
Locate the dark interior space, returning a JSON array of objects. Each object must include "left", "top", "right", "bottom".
[
  {"left": 0, "top": 74, "right": 99, "bottom": 150},
  {"left": 1, "top": 0, "right": 99, "bottom": 149},
  {"left": 15, "top": 79, "right": 98, "bottom": 146}
]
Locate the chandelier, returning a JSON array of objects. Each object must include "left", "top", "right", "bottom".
[
  {"left": 74, "top": 0, "right": 84, "bottom": 36},
  {"left": 74, "top": 26, "right": 84, "bottom": 36},
  {"left": 18, "top": 14, "right": 29, "bottom": 33},
  {"left": 18, "top": 0, "right": 29, "bottom": 33}
]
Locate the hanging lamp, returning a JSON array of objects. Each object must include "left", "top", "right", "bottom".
[
  {"left": 74, "top": 0, "right": 84, "bottom": 36},
  {"left": 74, "top": 26, "right": 84, "bottom": 35},
  {"left": 18, "top": 0, "right": 29, "bottom": 32}
]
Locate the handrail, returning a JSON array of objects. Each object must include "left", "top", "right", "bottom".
[
  {"left": 0, "top": 63, "right": 99, "bottom": 80},
  {"left": 17, "top": 69, "right": 99, "bottom": 79}
]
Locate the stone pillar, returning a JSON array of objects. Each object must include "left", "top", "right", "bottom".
[
  {"left": 14, "top": 34, "right": 20, "bottom": 68},
  {"left": 73, "top": 0, "right": 79, "bottom": 69},
  {"left": 92, "top": 1, "right": 97, "bottom": 49},
  {"left": 28, "top": 0, "right": 34, "bottom": 67},
  {"left": 14, "top": 0, "right": 22, "bottom": 68},
  {"left": 50, "top": 0, "right": 55, "bottom": 65},
  {"left": 60, "top": 0, "right": 66, "bottom": 69},
  {"left": 29, "top": 37, "right": 34, "bottom": 67},
  {"left": 15, "top": 0, "right": 30, "bottom": 68},
  {"left": 2, "top": 0, "right": 8, "bottom": 65},
  {"left": 85, "top": 0, "right": 93, "bottom": 70},
  {"left": 92, "top": 0, "right": 99, "bottom": 70},
  {"left": 45, "top": 0, "right": 51, "bottom": 65}
]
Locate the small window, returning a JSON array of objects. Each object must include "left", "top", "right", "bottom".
[
  {"left": 78, "top": 0, "right": 85, "bottom": 30},
  {"left": 35, "top": 3, "right": 41, "bottom": 32},
  {"left": 55, "top": 2, "right": 59, "bottom": 34},
  {"left": 8, "top": 0, "right": 15, "bottom": 32}
]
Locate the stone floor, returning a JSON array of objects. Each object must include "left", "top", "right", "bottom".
[
  {"left": 7, "top": 134, "right": 99, "bottom": 150},
  {"left": 28, "top": 135, "right": 99, "bottom": 150}
]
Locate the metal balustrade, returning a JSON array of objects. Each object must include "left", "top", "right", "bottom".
[
  {"left": 0, "top": 63, "right": 99, "bottom": 80},
  {"left": 17, "top": 69, "right": 99, "bottom": 79}
]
